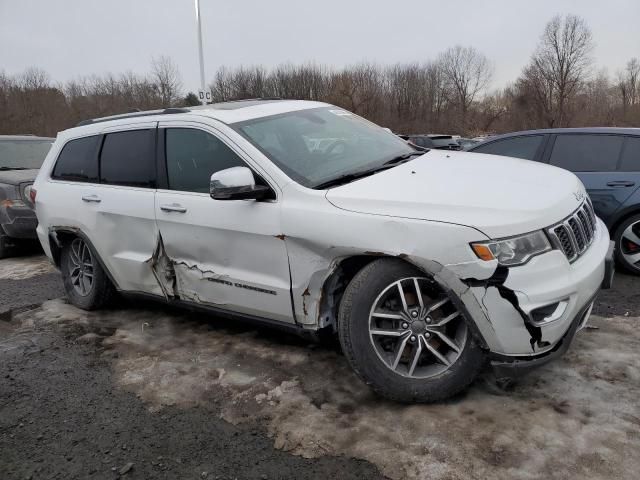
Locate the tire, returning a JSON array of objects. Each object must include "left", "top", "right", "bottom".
[
  {"left": 60, "top": 237, "right": 115, "bottom": 310},
  {"left": 613, "top": 213, "right": 640, "bottom": 275},
  {"left": 0, "top": 231, "right": 9, "bottom": 259},
  {"left": 338, "top": 258, "right": 484, "bottom": 403}
]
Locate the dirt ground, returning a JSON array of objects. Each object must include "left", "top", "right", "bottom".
[{"left": 1, "top": 254, "right": 639, "bottom": 480}]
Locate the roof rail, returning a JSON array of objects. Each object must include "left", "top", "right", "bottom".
[
  {"left": 76, "top": 107, "right": 191, "bottom": 127},
  {"left": 210, "top": 97, "right": 283, "bottom": 103}
]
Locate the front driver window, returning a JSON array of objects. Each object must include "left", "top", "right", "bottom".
[
  {"left": 165, "top": 128, "right": 245, "bottom": 193},
  {"left": 473, "top": 135, "right": 544, "bottom": 160}
]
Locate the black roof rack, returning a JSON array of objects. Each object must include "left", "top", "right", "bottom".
[{"left": 76, "top": 107, "right": 191, "bottom": 127}]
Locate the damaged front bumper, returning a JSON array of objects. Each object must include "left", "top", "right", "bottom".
[
  {"left": 490, "top": 236, "right": 614, "bottom": 377},
  {"left": 489, "top": 292, "right": 596, "bottom": 378},
  {"left": 458, "top": 217, "right": 612, "bottom": 374}
]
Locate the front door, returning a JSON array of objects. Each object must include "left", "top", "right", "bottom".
[{"left": 154, "top": 122, "right": 293, "bottom": 323}]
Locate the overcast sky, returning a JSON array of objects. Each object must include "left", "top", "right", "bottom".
[{"left": 1, "top": 0, "right": 638, "bottom": 92}]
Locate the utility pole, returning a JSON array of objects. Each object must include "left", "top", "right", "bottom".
[{"left": 194, "top": 0, "right": 209, "bottom": 105}]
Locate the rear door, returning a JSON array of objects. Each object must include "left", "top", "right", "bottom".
[
  {"left": 545, "top": 134, "right": 640, "bottom": 221},
  {"left": 154, "top": 121, "right": 293, "bottom": 323},
  {"left": 89, "top": 123, "right": 162, "bottom": 295}
]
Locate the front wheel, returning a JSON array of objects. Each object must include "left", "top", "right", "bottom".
[{"left": 338, "top": 258, "right": 484, "bottom": 403}]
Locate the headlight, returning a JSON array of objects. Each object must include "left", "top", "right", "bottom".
[{"left": 471, "top": 230, "right": 551, "bottom": 266}]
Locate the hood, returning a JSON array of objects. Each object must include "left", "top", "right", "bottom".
[
  {"left": 325, "top": 150, "right": 584, "bottom": 238},
  {"left": 0, "top": 169, "right": 38, "bottom": 185}
]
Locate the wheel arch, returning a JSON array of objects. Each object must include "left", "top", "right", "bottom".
[
  {"left": 316, "top": 254, "right": 393, "bottom": 332},
  {"left": 607, "top": 206, "right": 640, "bottom": 237},
  {"left": 317, "top": 254, "right": 490, "bottom": 350},
  {"left": 48, "top": 226, "right": 121, "bottom": 290}
]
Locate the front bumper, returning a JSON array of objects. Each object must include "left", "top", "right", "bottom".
[
  {"left": 490, "top": 291, "right": 596, "bottom": 378},
  {"left": 490, "top": 237, "right": 614, "bottom": 377},
  {"left": 455, "top": 217, "right": 611, "bottom": 358},
  {"left": 0, "top": 203, "right": 38, "bottom": 239}
]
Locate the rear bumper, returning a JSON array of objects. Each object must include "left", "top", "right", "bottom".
[{"left": 0, "top": 204, "right": 38, "bottom": 239}]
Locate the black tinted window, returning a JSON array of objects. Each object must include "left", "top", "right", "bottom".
[
  {"left": 619, "top": 137, "right": 640, "bottom": 171},
  {"left": 100, "top": 130, "right": 155, "bottom": 187},
  {"left": 52, "top": 136, "right": 100, "bottom": 182},
  {"left": 165, "top": 128, "right": 245, "bottom": 193},
  {"left": 473, "top": 135, "right": 543, "bottom": 160},
  {"left": 549, "top": 134, "right": 623, "bottom": 172}
]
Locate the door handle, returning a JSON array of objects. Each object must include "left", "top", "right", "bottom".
[
  {"left": 81, "top": 194, "right": 101, "bottom": 203},
  {"left": 160, "top": 203, "right": 187, "bottom": 213},
  {"left": 606, "top": 181, "right": 635, "bottom": 187}
]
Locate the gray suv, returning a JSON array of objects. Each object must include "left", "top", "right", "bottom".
[
  {"left": 469, "top": 128, "right": 640, "bottom": 274},
  {"left": 0, "top": 135, "right": 54, "bottom": 257}
]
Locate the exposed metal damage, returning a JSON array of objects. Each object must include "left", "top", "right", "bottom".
[{"left": 462, "top": 266, "right": 544, "bottom": 352}]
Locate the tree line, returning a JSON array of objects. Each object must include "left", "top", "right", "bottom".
[{"left": 1, "top": 14, "right": 638, "bottom": 138}]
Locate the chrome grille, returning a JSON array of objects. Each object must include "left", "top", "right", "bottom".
[{"left": 547, "top": 200, "right": 597, "bottom": 262}]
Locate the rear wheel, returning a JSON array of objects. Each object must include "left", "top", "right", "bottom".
[
  {"left": 60, "top": 237, "right": 115, "bottom": 310},
  {"left": 338, "top": 258, "right": 484, "bottom": 403},
  {"left": 614, "top": 214, "right": 640, "bottom": 275}
]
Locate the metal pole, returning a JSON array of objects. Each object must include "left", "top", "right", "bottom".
[{"left": 195, "top": 0, "right": 206, "bottom": 104}]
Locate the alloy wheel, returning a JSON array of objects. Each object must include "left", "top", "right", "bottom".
[
  {"left": 368, "top": 277, "right": 467, "bottom": 378},
  {"left": 620, "top": 221, "right": 640, "bottom": 270},
  {"left": 68, "top": 238, "right": 95, "bottom": 297}
]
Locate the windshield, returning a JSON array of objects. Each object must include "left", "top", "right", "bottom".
[
  {"left": 0, "top": 140, "right": 53, "bottom": 169},
  {"left": 232, "top": 107, "right": 415, "bottom": 187}
]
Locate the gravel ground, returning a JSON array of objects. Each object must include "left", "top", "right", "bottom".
[{"left": 1, "top": 254, "right": 639, "bottom": 480}]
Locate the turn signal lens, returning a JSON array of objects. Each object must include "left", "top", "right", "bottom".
[{"left": 471, "top": 243, "right": 495, "bottom": 261}]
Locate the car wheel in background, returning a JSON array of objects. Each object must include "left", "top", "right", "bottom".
[
  {"left": 338, "top": 258, "right": 484, "bottom": 403},
  {"left": 60, "top": 237, "right": 115, "bottom": 310},
  {"left": 0, "top": 232, "right": 8, "bottom": 259},
  {"left": 614, "top": 214, "right": 640, "bottom": 275}
]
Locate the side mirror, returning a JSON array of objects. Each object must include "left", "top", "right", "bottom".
[{"left": 210, "top": 166, "right": 270, "bottom": 201}]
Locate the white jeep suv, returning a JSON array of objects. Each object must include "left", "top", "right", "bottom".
[{"left": 33, "top": 100, "right": 614, "bottom": 402}]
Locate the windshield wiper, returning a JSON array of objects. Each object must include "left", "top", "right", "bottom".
[
  {"left": 0, "top": 166, "right": 29, "bottom": 171},
  {"left": 382, "top": 151, "right": 424, "bottom": 165},
  {"left": 313, "top": 151, "right": 423, "bottom": 189}
]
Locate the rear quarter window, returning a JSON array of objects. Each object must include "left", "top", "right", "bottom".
[{"left": 51, "top": 135, "right": 100, "bottom": 182}]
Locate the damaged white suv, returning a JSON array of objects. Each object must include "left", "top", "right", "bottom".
[{"left": 33, "top": 100, "right": 614, "bottom": 402}]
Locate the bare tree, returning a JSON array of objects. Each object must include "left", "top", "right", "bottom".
[
  {"left": 438, "top": 45, "right": 492, "bottom": 130},
  {"left": 520, "top": 14, "right": 593, "bottom": 127},
  {"left": 617, "top": 57, "right": 640, "bottom": 112},
  {"left": 151, "top": 55, "right": 183, "bottom": 106}
]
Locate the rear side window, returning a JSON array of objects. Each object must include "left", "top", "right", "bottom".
[
  {"left": 100, "top": 130, "right": 155, "bottom": 187},
  {"left": 549, "top": 134, "right": 623, "bottom": 172},
  {"left": 52, "top": 136, "right": 100, "bottom": 182},
  {"left": 472, "top": 135, "right": 543, "bottom": 160},
  {"left": 619, "top": 137, "right": 640, "bottom": 171},
  {"left": 165, "top": 128, "right": 245, "bottom": 193}
]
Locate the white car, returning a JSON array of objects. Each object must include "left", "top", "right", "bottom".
[{"left": 32, "top": 100, "right": 614, "bottom": 402}]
